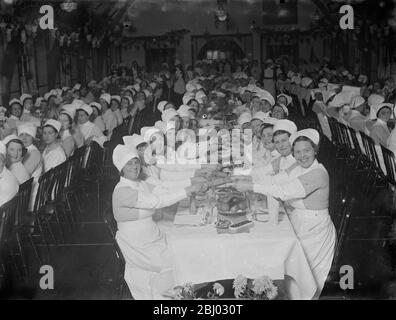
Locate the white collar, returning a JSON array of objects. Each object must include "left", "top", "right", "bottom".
[
  {"left": 376, "top": 118, "right": 387, "bottom": 126},
  {"left": 79, "top": 121, "right": 92, "bottom": 129},
  {"left": 120, "top": 176, "right": 141, "bottom": 188}
]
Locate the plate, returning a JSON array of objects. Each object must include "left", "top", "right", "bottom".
[
  {"left": 218, "top": 210, "right": 247, "bottom": 216},
  {"left": 256, "top": 213, "right": 269, "bottom": 222}
]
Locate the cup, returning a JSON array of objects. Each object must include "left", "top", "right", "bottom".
[{"left": 267, "top": 195, "right": 280, "bottom": 225}]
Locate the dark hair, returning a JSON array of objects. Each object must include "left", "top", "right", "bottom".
[
  {"left": 6, "top": 139, "right": 27, "bottom": 158},
  {"left": 259, "top": 123, "right": 274, "bottom": 136},
  {"left": 291, "top": 136, "right": 319, "bottom": 156},
  {"left": 187, "top": 98, "right": 199, "bottom": 106},
  {"left": 272, "top": 130, "right": 290, "bottom": 140},
  {"left": 60, "top": 112, "right": 73, "bottom": 127},
  {"left": 43, "top": 124, "right": 58, "bottom": 134}
]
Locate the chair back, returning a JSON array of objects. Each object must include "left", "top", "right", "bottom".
[
  {"left": 360, "top": 131, "right": 382, "bottom": 172},
  {"left": 0, "top": 196, "right": 18, "bottom": 245},
  {"left": 338, "top": 122, "right": 354, "bottom": 151},
  {"left": 103, "top": 204, "right": 118, "bottom": 239},
  {"left": 33, "top": 169, "right": 55, "bottom": 214},
  {"left": 15, "top": 178, "right": 33, "bottom": 225},
  {"left": 85, "top": 141, "right": 104, "bottom": 175},
  {"left": 67, "top": 145, "right": 87, "bottom": 188},
  {"left": 331, "top": 191, "right": 356, "bottom": 272},
  {"left": 328, "top": 117, "right": 341, "bottom": 145},
  {"left": 51, "top": 161, "right": 69, "bottom": 202},
  {"left": 347, "top": 126, "right": 364, "bottom": 156},
  {"left": 380, "top": 145, "right": 396, "bottom": 185}
]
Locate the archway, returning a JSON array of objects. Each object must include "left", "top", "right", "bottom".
[{"left": 197, "top": 38, "right": 245, "bottom": 61}]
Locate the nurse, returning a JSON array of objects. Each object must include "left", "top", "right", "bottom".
[
  {"left": 257, "top": 119, "right": 280, "bottom": 167},
  {"left": 234, "top": 119, "right": 298, "bottom": 179},
  {"left": 41, "top": 119, "right": 66, "bottom": 172},
  {"left": 58, "top": 108, "right": 76, "bottom": 158},
  {"left": 100, "top": 93, "right": 117, "bottom": 139},
  {"left": 112, "top": 145, "right": 207, "bottom": 299},
  {"left": 90, "top": 102, "right": 106, "bottom": 134},
  {"left": 111, "top": 95, "right": 123, "bottom": 126},
  {"left": 3, "top": 134, "right": 30, "bottom": 184},
  {"left": 0, "top": 142, "right": 19, "bottom": 207},
  {"left": 75, "top": 104, "right": 107, "bottom": 147},
  {"left": 18, "top": 123, "right": 43, "bottom": 211},
  {"left": 232, "top": 129, "right": 336, "bottom": 298},
  {"left": 369, "top": 102, "right": 393, "bottom": 146}
]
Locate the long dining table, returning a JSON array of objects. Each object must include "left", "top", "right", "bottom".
[{"left": 158, "top": 201, "right": 318, "bottom": 300}]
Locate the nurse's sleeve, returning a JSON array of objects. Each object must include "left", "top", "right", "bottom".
[
  {"left": 250, "top": 161, "right": 276, "bottom": 182},
  {"left": 159, "top": 167, "right": 196, "bottom": 181},
  {"left": 253, "top": 168, "right": 328, "bottom": 201},
  {"left": 91, "top": 125, "right": 107, "bottom": 148},
  {"left": 23, "top": 150, "right": 41, "bottom": 175},
  {"left": 114, "top": 186, "right": 187, "bottom": 211},
  {"left": 370, "top": 126, "right": 388, "bottom": 146},
  {"left": 146, "top": 176, "right": 191, "bottom": 189}
]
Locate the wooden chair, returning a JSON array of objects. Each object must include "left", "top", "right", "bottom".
[
  {"left": 46, "top": 161, "right": 69, "bottom": 243},
  {"left": 103, "top": 203, "right": 132, "bottom": 300},
  {"left": 380, "top": 146, "right": 396, "bottom": 208},
  {"left": 82, "top": 142, "right": 119, "bottom": 218},
  {"left": 14, "top": 178, "right": 35, "bottom": 278},
  {"left": 324, "top": 186, "right": 355, "bottom": 298},
  {"left": 0, "top": 196, "right": 21, "bottom": 280},
  {"left": 359, "top": 132, "right": 387, "bottom": 194},
  {"left": 32, "top": 169, "right": 57, "bottom": 253},
  {"left": 64, "top": 145, "right": 87, "bottom": 223}
]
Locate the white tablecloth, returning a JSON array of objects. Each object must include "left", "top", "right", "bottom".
[{"left": 159, "top": 213, "right": 318, "bottom": 300}]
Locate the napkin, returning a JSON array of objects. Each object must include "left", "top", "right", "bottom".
[{"left": 174, "top": 214, "right": 202, "bottom": 226}]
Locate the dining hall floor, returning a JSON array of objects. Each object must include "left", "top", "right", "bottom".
[{"left": 2, "top": 183, "right": 396, "bottom": 300}]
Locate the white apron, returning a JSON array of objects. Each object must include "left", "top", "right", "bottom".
[
  {"left": 286, "top": 163, "right": 336, "bottom": 298},
  {"left": 26, "top": 144, "right": 43, "bottom": 211},
  {"left": 114, "top": 179, "right": 173, "bottom": 299}
]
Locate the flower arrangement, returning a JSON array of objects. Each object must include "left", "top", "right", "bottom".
[
  {"left": 233, "top": 275, "right": 278, "bottom": 300},
  {"left": 169, "top": 275, "right": 278, "bottom": 300},
  {"left": 170, "top": 282, "right": 225, "bottom": 300}
]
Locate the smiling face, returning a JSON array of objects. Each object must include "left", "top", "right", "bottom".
[
  {"left": 261, "top": 100, "right": 272, "bottom": 113},
  {"left": 377, "top": 107, "right": 392, "bottom": 122},
  {"left": 293, "top": 139, "right": 316, "bottom": 168},
  {"left": 122, "top": 157, "right": 141, "bottom": 181},
  {"left": 261, "top": 126, "right": 275, "bottom": 151},
  {"left": 77, "top": 110, "right": 89, "bottom": 124},
  {"left": 181, "top": 117, "right": 190, "bottom": 129},
  {"left": 111, "top": 100, "right": 120, "bottom": 111},
  {"left": 121, "top": 98, "right": 130, "bottom": 109},
  {"left": 136, "top": 143, "right": 148, "bottom": 160},
  {"left": 19, "top": 133, "right": 34, "bottom": 147},
  {"left": 188, "top": 100, "right": 199, "bottom": 111},
  {"left": 272, "top": 105, "right": 286, "bottom": 120},
  {"left": 23, "top": 99, "right": 34, "bottom": 112},
  {"left": 7, "top": 141, "right": 23, "bottom": 163},
  {"left": 100, "top": 99, "right": 109, "bottom": 111},
  {"left": 277, "top": 96, "right": 288, "bottom": 106},
  {"left": 273, "top": 132, "right": 291, "bottom": 157},
  {"left": 251, "top": 97, "right": 260, "bottom": 110},
  {"left": 59, "top": 113, "right": 71, "bottom": 130},
  {"left": 339, "top": 105, "right": 352, "bottom": 122},
  {"left": 11, "top": 103, "right": 22, "bottom": 118},
  {"left": 250, "top": 119, "right": 263, "bottom": 136}
]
